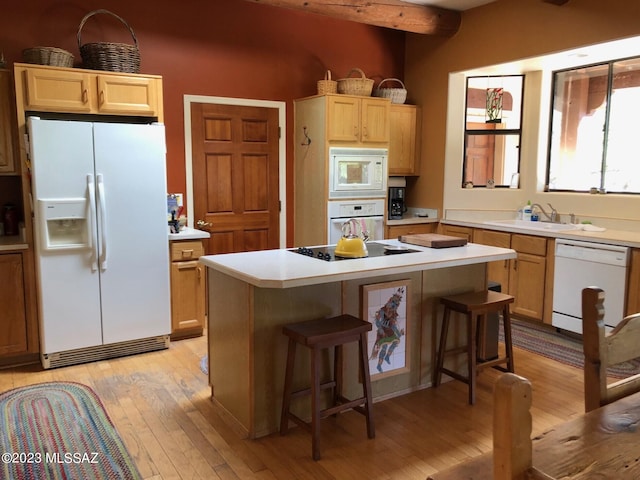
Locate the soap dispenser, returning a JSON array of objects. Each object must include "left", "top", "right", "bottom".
[{"left": 523, "top": 200, "right": 532, "bottom": 221}]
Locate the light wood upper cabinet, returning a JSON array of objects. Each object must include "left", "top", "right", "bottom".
[
  {"left": 97, "top": 74, "right": 160, "bottom": 116},
  {"left": 327, "top": 95, "right": 389, "bottom": 144},
  {"left": 16, "top": 63, "right": 163, "bottom": 120},
  {"left": 388, "top": 104, "right": 421, "bottom": 176},
  {"left": 0, "top": 70, "right": 17, "bottom": 174}
]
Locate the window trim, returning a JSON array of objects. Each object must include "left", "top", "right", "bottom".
[
  {"left": 546, "top": 55, "right": 640, "bottom": 195},
  {"left": 463, "top": 74, "right": 525, "bottom": 188}
]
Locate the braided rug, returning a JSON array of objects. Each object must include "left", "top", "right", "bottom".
[
  {"left": 0, "top": 381, "right": 141, "bottom": 480},
  {"left": 499, "top": 318, "right": 640, "bottom": 379}
]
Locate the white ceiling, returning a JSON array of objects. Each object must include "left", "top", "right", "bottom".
[{"left": 402, "top": 0, "right": 497, "bottom": 11}]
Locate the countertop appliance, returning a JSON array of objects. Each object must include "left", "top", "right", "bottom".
[
  {"left": 552, "top": 238, "right": 629, "bottom": 334},
  {"left": 328, "top": 147, "right": 387, "bottom": 199},
  {"left": 292, "top": 242, "right": 419, "bottom": 261},
  {"left": 388, "top": 186, "right": 406, "bottom": 220},
  {"left": 29, "top": 117, "right": 171, "bottom": 369},
  {"left": 328, "top": 199, "right": 385, "bottom": 244}
]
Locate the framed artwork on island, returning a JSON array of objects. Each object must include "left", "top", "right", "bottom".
[{"left": 361, "top": 279, "right": 411, "bottom": 380}]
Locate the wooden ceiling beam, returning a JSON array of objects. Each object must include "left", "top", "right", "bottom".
[{"left": 242, "top": 0, "right": 462, "bottom": 35}]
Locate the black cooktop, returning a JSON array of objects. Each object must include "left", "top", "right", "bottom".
[{"left": 290, "top": 242, "right": 419, "bottom": 262}]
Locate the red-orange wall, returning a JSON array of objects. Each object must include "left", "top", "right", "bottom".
[{"left": 1, "top": 0, "right": 405, "bottom": 244}]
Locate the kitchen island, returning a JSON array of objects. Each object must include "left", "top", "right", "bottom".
[{"left": 200, "top": 239, "right": 515, "bottom": 438}]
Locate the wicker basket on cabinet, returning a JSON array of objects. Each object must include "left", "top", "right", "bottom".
[
  {"left": 337, "top": 68, "right": 374, "bottom": 96},
  {"left": 77, "top": 9, "right": 141, "bottom": 73},
  {"left": 22, "top": 47, "right": 74, "bottom": 67},
  {"left": 374, "top": 78, "right": 407, "bottom": 104},
  {"left": 317, "top": 70, "right": 337, "bottom": 95}
]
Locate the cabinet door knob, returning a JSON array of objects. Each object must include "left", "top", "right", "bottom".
[{"left": 196, "top": 219, "right": 212, "bottom": 228}]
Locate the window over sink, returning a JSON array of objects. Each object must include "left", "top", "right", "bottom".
[
  {"left": 547, "top": 56, "right": 640, "bottom": 194},
  {"left": 463, "top": 75, "right": 524, "bottom": 189}
]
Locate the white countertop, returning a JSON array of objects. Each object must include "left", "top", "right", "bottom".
[
  {"left": 199, "top": 239, "right": 515, "bottom": 289},
  {"left": 442, "top": 219, "right": 640, "bottom": 248},
  {"left": 168, "top": 226, "right": 210, "bottom": 241}
]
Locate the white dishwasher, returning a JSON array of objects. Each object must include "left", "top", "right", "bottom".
[{"left": 552, "top": 239, "right": 629, "bottom": 334}]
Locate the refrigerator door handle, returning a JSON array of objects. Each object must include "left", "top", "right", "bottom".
[
  {"left": 97, "top": 173, "right": 108, "bottom": 271},
  {"left": 87, "top": 174, "right": 98, "bottom": 272}
]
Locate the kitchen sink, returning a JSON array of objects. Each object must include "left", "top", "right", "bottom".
[{"left": 483, "top": 219, "right": 581, "bottom": 232}]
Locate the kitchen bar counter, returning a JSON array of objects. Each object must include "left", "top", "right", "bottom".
[
  {"left": 201, "top": 240, "right": 515, "bottom": 438},
  {"left": 199, "top": 239, "right": 513, "bottom": 288}
]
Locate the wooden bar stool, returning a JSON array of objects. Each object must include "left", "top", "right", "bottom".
[
  {"left": 433, "top": 290, "right": 515, "bottom": 405},
  {"left": 280, "top": 314, "right": 375, "bottom": 460}
]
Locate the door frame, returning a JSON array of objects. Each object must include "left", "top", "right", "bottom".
[{"left": 183, "top": 95, "right": 287, "bottom": 248}]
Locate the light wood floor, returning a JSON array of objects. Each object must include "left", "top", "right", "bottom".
[{"left": 0, "top": 332, "right": 585, "bottom": 480}]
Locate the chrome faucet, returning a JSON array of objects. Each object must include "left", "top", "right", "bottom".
[{"left": 531, "top": 203, "right": 559, "bottom": 222}]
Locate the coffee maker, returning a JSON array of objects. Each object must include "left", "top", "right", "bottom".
[{"left": 388, "top": 187, "right": 406, "bottom": 220}]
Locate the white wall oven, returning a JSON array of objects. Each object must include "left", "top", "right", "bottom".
[
  {"left": 328, "top": 199, "right": 385, "bottom": 244},
  {"left": 329, "top": 147, "right": 388, "bottom": 199}
]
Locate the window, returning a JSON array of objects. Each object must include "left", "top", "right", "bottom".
[
  {"left": 463, "top": 75, "right": 524, "bottom": 188},
  {"left": 547, "top": 56, "right": 640, "bottom": 194}
]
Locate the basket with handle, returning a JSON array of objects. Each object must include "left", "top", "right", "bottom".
[
  {"left": 374, "top": 78, "right": 407, "bottom": 104},
  {"left": 337, "top": 68, "right": 374, "bottom": 96},
  {"left": 22, "top": 47, "right": 74, "bottom": 68},
  {"left": 77, "top": 9, "right": 140, "bottom": 73},
  {"left": 317, "top": 70, "right": 337, "bottom": 95}
]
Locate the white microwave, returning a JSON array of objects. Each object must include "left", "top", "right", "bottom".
[{"left": 328, "top": 147, "right": 388, "bottom": 199}]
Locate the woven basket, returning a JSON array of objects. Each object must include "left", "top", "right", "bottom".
[
  {"left": 77, "top": 9, "right": 140, "bottom": 73},
  {"left": 22, "top": 47, "right": 74, "bottom": 68},
  {"left": 337, "top": 68, "right": 374, "bottom": 96},
  {"left": 317, "top": 70, "right": 337, "bottom": 95},
  {"left": 374, "top": 78, "right": 407, "bottom": 104}
]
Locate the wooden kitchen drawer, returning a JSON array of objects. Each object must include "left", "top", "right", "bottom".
[
  {"left": 475, "top": 229, "right": 511, "bottom": 248},
  {"left": 511, "top": 234, "right": 546, "bottom": 256},
  {"left": 386, "top": 223, "right": 436, "bottom": 239},
  {"left": 170, "top": 240, "right": 204, "bottom": 261}
]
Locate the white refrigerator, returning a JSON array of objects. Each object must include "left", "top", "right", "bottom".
[{"left": 29, "top": 117, "right": 171, "bottom": 368}]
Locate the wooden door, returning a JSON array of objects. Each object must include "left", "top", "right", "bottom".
[
  {"left": 191, "top": 103, "right": 280, "bottom": 254},
  {"left": 465, "top": 122, "right": 496, "bottom": 186}
]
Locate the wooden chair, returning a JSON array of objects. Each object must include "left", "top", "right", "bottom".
[
  {"left": 428, "top": 373, "right": 556, "bottom": 480},
  {"left": 492, "top": 373, "right": 555, "bottom": 480},
  {"left": 582, "top": 287, "right": 640, "bottom": 412}
]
